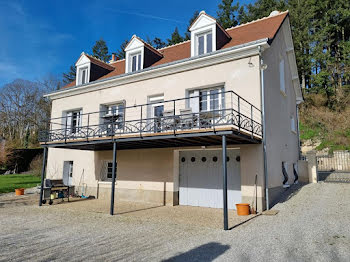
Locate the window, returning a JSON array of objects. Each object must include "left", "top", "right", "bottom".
[
  {"left": 102, "top": 103, "right": 125, "bottom": 130},
  {"left": 291, "top": 116, "right": 296, "bottom": 133},
  {"left": 198, "top": 88, "right": 224, "bottom": 112},
  {"left": 79, "top": 67, "right": 88, "bottom": 85},
  {"left": 130, "top": 52, "right": 142, "bottom": 72},
  {"left": 148, "top": 95, "right": 164, "bottom": 133},
  {"left": 196, "top": 31, "right": 213, "bottom": 55},
  {"left": 107, "top": 162, "right": 114, "bottom": 179},
  {"left": 279, "top": 59, "right": 285, "bottom": 95},
  {"left": 65, "top": 110, "right": 82, "bottom": 134},
  {"left": 104, "top": 161, "right": 117, "bottom": 180},
  {"left": 68, "top": 161, "right": 73, "bottom": 178}
]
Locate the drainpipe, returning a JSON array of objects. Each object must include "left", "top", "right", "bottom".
[
  {"left": 296, "top": 105, "right": 301, "bottom": 160},
  {"left": 258, "top": 46, "right": 269, "bottom": 210}
]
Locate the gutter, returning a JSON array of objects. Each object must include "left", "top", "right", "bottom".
[
  {"left": 258, "top": 45, "right": 269, "bottom": 210},
  {"left": 45, "top": 38, "right": 270, "bottom": 100}
]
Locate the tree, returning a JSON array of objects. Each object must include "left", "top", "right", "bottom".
[
  {"left": 92, "top": 38, "right": 111, "bottom": 62},
  {"left": 114, "top": 39, "right": 129, "bottom": 60},
  {"left": 238, "top": 0, "right": 287, "bottom": 24},
  {"left": 0, "top": 76, "right": 58, "bottom": 148},
  {"left": 151, "top": 37, "right": 166, "bottom": 49},
  {"left": 167, "top": 27, "right": 184, "bottom": 46},
  {"left": 146, "top": 37, "right": 166, "bottom": 49},
  {"left": 185, "top": 11, "right": 199, "bottom": 40},
  {"left": 217, "top": 0, "right": 240, "bottom": 29},
  {"left": 62, "top": 65, "right": 76, "bottom": 84}
]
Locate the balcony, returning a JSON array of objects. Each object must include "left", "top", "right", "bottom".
[{"left": 39, "top": 91, "right": 262, "bottom": 150}]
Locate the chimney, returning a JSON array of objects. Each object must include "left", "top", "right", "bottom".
[{"left": 112, "top": 53, "right": 116, "bottom": 61}]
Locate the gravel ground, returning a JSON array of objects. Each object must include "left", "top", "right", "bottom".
[{"left": 0, "top": 182, "right": 349, "bottom": 262}]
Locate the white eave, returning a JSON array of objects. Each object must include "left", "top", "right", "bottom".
[{"left": 45, "top": 39, "right": 270, "bottom": 100}]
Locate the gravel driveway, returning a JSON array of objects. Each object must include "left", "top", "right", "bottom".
[{"left": 0, "top": 183, "right": 349, "bottom": 262}]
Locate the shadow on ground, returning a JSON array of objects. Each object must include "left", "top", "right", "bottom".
[
  {"left": 270, "top": 182, "right": 307, "bottom": 208},
  {"left": 162, "top": 242, "right": 230, "bottom": 262}
]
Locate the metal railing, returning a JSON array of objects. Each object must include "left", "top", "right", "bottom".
[{"left": 38, "top": 90, "right": 262, "bottom": 143}]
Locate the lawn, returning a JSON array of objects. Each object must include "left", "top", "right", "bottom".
[{"left": 0, "top": 174, "right": 41, "bottom": 194}]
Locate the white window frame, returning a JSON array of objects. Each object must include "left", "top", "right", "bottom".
[
  {"left": 189, "top": 87, "right": 224, "bottom": 112},
  {"left": 75, "top": 54, "right": 91, "bottom": 86},
  {"left": 79, "top": 67, "right": 89, "bottom": 85},
  {"left": 279, "top": 59, "right": 286, "bottom": 96},
  {"left": 64, "top": 109, "right": 83, "bottom": 134},
  {"left": 189, "top": 12, "right": 217, "bottom": 57},
  {"left": 195, "top": 31, "right": 213, "bottom": 56},
  {"left": 129, "top": 52, "right": 142, "bottom": 72},
  {"left": 101, "top": 102, "right": 125, "bottom": 130}
]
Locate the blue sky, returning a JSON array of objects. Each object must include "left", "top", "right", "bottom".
[{"left": 0, "top": 0, "right": 253, "bottom": 87}]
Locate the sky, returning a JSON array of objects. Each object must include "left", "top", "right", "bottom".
[{"left": 0, "top": 0, "right": 254, "bottom": 87}]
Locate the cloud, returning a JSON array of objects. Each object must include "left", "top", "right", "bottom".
[{"left": 103, "top": 8, "right": 186, "bottom": 24}]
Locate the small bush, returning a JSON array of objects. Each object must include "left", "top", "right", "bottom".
[{"left": 29, "top": 154, "right": 43, "bottom": 177}]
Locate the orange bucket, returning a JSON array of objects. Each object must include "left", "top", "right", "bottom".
[
  {"left": 236, "top": 203, "right": 250, "bottom": 216},
  {"left": 15, "top": 188, "right": 24, "bottom": 196}
]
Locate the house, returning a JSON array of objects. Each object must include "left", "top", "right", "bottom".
[{"left": 39, "top": 10, "right": 303, "bottom": 230}]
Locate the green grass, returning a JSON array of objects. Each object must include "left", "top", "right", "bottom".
[{"left": 0, "top": 174, "right": 41, "bottom": 194}]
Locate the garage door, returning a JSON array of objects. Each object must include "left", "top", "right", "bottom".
[{"left": 179, "top": 149, "right": 241, "bottom": 209}]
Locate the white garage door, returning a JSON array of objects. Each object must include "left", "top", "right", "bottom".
[{"left": 179, "top": 149, "right": 241, "bottom": 209}]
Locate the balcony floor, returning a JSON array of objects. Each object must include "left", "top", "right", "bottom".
[{"left": 40, "top": 126, "right": 261, "bottom": 151}]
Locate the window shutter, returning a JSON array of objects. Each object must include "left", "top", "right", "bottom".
[
  {"left": 190, "top": 90, "right": 200, "bottom": 113},
  {"left": 66, "top": 112, "right": 72, "bottom": 133}
]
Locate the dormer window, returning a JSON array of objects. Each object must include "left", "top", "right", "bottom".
[
  {"left": 197, "top": 31, "right": 213, "bottom": 55},
  {"left": 79, "top": 67, "right": 88, "bottom": 85},
  {"left": 189, "top": 11, "right": 231, "bottom": 57},
  {"left": 130, "top": 52, "right": 142, "bottom": 72},
  {"left": 74, "top": 52, "right": 114, "bottom": 86},
  {"left": 124, "top": 35, "right": 163, "bottom": 73}
]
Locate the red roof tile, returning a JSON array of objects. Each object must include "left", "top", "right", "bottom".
[{"left": 62, "top": 11, "right": 288, "bottom": 89}]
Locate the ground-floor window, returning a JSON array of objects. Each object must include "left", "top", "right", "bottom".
[{"left": 102, "top": 161, "right": 117, "bottom": 181}]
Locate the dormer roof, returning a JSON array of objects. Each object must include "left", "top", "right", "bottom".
[{"left": 76, "top": 52, "right": 115, "bottom": 71}]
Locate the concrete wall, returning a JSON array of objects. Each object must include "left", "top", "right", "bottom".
[
  {"left": 262, "top": 19, "right": 300, "bottom": 205},
  {"left": 297, "top": 160, "right": 309, "bottom": 183}
]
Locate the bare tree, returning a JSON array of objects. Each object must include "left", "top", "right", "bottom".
[{"left": 0, "top": 75, "right": 60, "bottom": 148}]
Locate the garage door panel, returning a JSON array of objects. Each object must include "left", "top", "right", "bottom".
[{"left": 179, "top": 150, "right": 241, "bottom": 209}]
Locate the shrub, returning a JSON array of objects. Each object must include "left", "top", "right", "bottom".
[{"left": 29, "top": 154, "right": 43, "bottom": 177}]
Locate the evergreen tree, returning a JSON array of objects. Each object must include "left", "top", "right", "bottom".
[
  {"left": 167, "top": 27, "right": 184, "bottom": 46},
  {"left": 146, "top": 37, "right": 166, "bottom": 49},
  {"left": 62, "top": 65, "right": 76, "bottom": 84},
  {"left": 92, "top": 38, "right": 111, "bottom": 62},
  {"left": 217, "top": 0, "right": 240, "bottom": 29},
  {"left": 185, "top": 11, "right": 199, "bottom": 40},
  {"left": 238, "top": 0, "right": 287, "bottom": 23},
  {"left": 114, "top": 39, "right": 129, "bottom": 60},
  {"left": 287, "top": 0, "right": 314, "bottom": 91}
]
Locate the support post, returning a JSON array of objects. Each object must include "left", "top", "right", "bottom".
[
  {"left": 222, "top": 135, "right": 228, "bottom": 230},
  {"left": 39, "top": 147, "right": 48, "bottom": 206},
  {"left": 110, "top": 142, "right": 117, "bottom": 215}
]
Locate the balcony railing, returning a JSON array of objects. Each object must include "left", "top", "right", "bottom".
[{"left": 39, "top": 90, "right": 262, "bottom": 143}]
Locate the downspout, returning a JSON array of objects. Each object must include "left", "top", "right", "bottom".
[
  {"left": 296, "top": 105, "right": 301, "bottom": 160},
  {"left": 258, "top": 45, "right": 269, "bottom": 210}
]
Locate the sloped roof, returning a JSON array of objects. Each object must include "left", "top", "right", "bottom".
[
  {"left": 63, "top": 11, "right": 288, "bottom": 89},
  {"left": 85, "top": 54, "right": 115, "bottom": 71}
]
